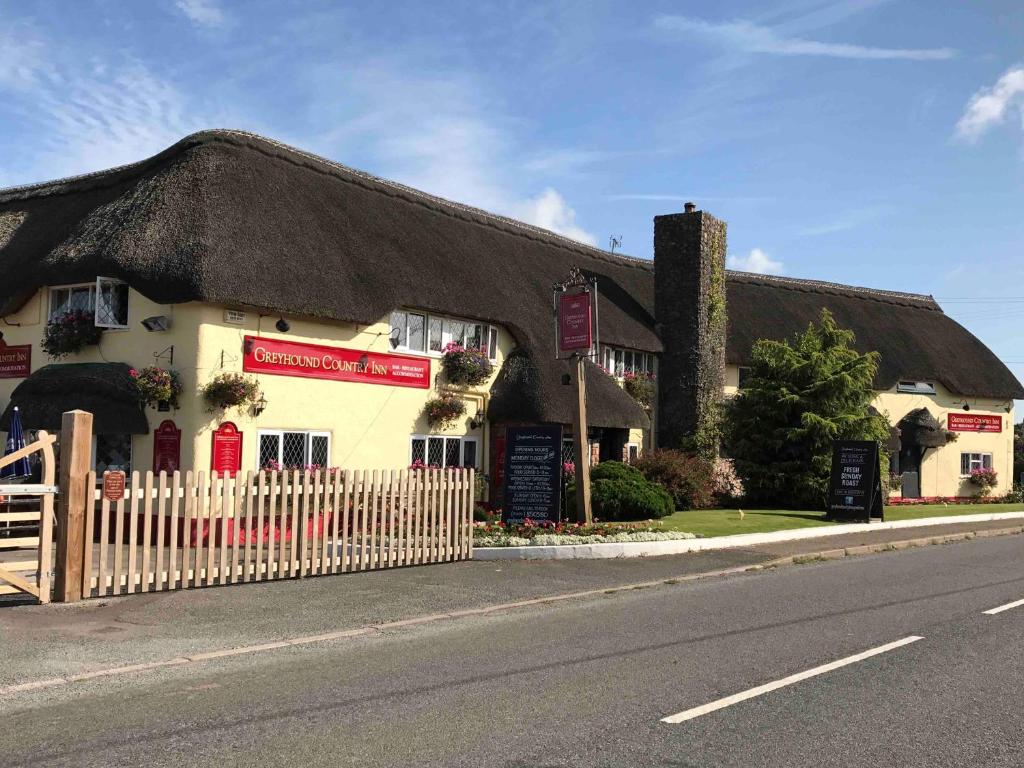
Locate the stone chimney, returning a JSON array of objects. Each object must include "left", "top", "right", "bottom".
[{"left": 654, "top": 203, "right": 727, "bottom": 455}]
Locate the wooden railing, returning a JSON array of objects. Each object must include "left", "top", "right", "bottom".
[
  {"left": 0, "top": 432, "right": 56, "bottom": 603},
  {"left": 83, "top": 468, "right": 474, "bottom": 598}
]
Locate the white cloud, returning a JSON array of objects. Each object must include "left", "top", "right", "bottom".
[
  {"left": 654, "top": 15, "right": 956, "bottom": 61},
  {"left": 513, "top": 188, "right": 598, "bottom": 246},
  {"left": 174, "top": 0, "right": 226, "bottom": 27},
  {"left": 727, "top": 248, "right": 784, "bottom": 275},
  {"left": 955, "top": 66, "right": 1024, "bottom": 142}
]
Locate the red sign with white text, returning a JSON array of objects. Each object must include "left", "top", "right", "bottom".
[
  {"left": 243, "top": 336, "right": 430, "bottom": 389},
  {"left": 0, "top": 343, "right": 31, "bottom": 379},
  {"left": 211, "top": 422, "right": 243, "bottom": 477},
  {"left": 558, "top": 292, "right": 592, "bottom": 352},
  {"left": 948, "top": 413, "right": 1002, "bottom": 433},
  {"left": 153, "top": 420, "right": 182, "bottom": 474}
]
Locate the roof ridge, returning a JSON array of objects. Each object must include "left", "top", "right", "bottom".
[{"left": 725, "top": 270, "right": 940, "bottom": 309}]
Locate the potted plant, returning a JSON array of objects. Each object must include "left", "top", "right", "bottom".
[
  {"left": 130, "top": 366, "right": 183, "bottom": 409},
  {"left": 622, "top": 371, "right": 656, "bottom": 409},
  {"left": 423, "top": 393, "right": 466, "bottom": 430},
  {"left": 202, "top": 372, "right": 261, "bottom": 412},
  {"left": 41, "top": 310, "right": 103, "bottom": 359},
  {"left": 968, "top": 467, "right": 999, "bottom": 496},
  {"left": 441, "top": 342, "right": 492, "bottom": 387}
]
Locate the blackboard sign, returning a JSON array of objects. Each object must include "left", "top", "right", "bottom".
[
  {"left": 501, "top": 425, "right": 562, "bottom": 525},
  {"left": 828, "top": 440, "right": 884, "bottom": 522}
]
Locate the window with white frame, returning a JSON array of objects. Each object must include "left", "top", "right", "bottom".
[
  {"left": 390, "top": 310, "right": 499, "bottom": 362},
  {"left": 93, "top": 434, "right": 132, "bottom": 476},
  {"left": 626, "top": 443, "right": 639, "bottom": 463},
  {"left": 49, "top": 277, "right": 128, "bottom": 328},
  {"left": 258, "top": 430, "right": 331, "bottom": 470},
  {"left": 409, "top": 435, "right": 479, "bottom": 469},
  {"left": 960, "top": 452, "right": 993, "bottom": 476},
  {"left": 602, "top": 346, "right": 654, "bottom": 378},
  {"left": 897, "top": 381, "right": 936, "bottom": 395}
]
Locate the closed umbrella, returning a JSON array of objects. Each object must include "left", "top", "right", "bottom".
[{"left": 1, "top": 406, "right": 31, "bottom": 480}]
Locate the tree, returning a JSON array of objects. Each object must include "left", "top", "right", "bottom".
[
  {"left": 724, "top": 309, "right": 890, "bottom": 510},
  {"left": 1013, "top": 421, "right": 1023, "bottom": 486}
]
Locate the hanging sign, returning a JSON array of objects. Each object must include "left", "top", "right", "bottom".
[
  {"left": 153, "top": 420, "right": 182, "bottom": 474},
  {"left": 211, "top": 422, "right": 243, "bottom": 477},
  {"left": 827, "top": 440, "right": 884, "bottom": 522},
  {"left": 948, "top": 413, "right": 1002, "bottom": 433},
  {"left": 501, "top": 425, "right": 563, "bottom": 525},
  {"left": 0, "top": 343, "right": 31, "bottom": 379},
  {"left": 558, "top": 292, "right": 593, "bottom": 352},
  {"left": 102, "top": 471, "right": 126, "bottom": 502},
  {"left": 243, "top": 336, "right": 430, "bottom": 389}
]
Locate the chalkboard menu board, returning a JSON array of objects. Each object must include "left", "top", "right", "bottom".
[
  {"left": 501, "top": 425, "right": 563, "bottom": 524},
  {"left": 828, "top": 440, "right": 884, "bottom": 522}
]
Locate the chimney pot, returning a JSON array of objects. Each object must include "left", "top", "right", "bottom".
[{"left": 683, "top": 202, "right": 696, "bottom": 213}]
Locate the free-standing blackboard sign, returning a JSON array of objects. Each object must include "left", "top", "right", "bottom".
[
  {"left": 828, "top": 440, "right": 884, "bottom": 522},
  {"left": 501, "top": 425, "right": 563, "bottom": 525}
]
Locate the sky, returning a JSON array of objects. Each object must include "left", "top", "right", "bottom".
[{"left": 1, "top": 0, "right": 1022, "bottom": 411}]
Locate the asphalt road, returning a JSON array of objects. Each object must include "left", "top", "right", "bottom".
[{"left": 3, "top": 535, "right": 1023, "bottom": 767}]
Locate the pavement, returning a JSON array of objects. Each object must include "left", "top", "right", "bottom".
[{"left": 1, "top": 527, "right": 1022, "bottom": 766}]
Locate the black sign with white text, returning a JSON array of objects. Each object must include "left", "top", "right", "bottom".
[
  {"left": 501, "top": 425, "right": 563, "bottom": 525},
  {"left": 828, "top": 440, "right": 884, "bottom": 522}
]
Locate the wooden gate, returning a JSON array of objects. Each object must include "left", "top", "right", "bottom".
[{"left": 0, "top": 432, "right": 57, "bottom": 603}]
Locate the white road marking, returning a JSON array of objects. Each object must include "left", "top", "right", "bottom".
[
  {"left": 661, "top": 635, "right": 924, "bottom": 724},
  {"left": 983, "top": 598, "right": 1024, "bottom": 615}
]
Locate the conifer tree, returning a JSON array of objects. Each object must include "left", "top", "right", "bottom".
[{"left": 724, "top": 309, "right": 890, "bottom": 510}]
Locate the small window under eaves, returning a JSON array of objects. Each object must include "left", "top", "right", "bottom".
[{"left": 896, "top": 381, "right": 936, "bottom": 395}]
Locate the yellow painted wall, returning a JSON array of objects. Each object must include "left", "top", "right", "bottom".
[{"left": 724, "top": 364, "right": 1016, "bottom": 498}]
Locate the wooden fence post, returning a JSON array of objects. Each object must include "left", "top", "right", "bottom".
[{"left": 54, "top": 409, "right": 93, "bottom": 603}]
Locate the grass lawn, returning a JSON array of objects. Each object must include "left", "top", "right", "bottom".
[{"left": 650, "top": 503, "right": 1024, "bottom": 538}]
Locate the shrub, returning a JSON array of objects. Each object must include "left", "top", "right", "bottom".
[
  {"left": 622, "top": 371, "right": 656, "bottom": 409},
  {"left": 41, "top": 310, "right": 103, "bottom": 358},
  {"left": 968, "top": 467, "right": 999, "bottom": 495},
  {"left": 633, "top": 450, "right": 714, "bottom": 510},
  {"left": 423, "top": 393, "right": 465, "bottom": 429},
  {"left": 130, "top": 366, "right": 183, "bottom": 408},
  {"left": 202, "top": 372, "right": 261, "bottom": 411},
  {"left": 712, "top": 458, "right": 745, "bottom": 503},
  {"left": 567, "top": 463, "right": 674, "bottom": 521},
  {"left": 441, "top": 342, "right": 492, "bottom": 387},
  {"left": 1003, "top": 484, "right": 1024, "bottom": 504}
]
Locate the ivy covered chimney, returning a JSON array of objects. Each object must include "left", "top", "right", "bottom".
[{"left": 654, "top": 202, "right": 727, "bottom": 456}]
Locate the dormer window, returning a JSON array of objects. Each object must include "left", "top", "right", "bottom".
[
  {"left": 896, "top": 381, "right": 936, "bottom": 395},
  {"left": 49, "top": 277, "right": 128, "bottom": 329}
]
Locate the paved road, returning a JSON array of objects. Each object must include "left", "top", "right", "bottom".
[{"left": 2, "top": 535, "right": 1023, "bottom": 766}]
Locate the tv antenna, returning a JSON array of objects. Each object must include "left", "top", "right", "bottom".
[{"left": 609, "top": 235, "right": 622, "bottom": 253}]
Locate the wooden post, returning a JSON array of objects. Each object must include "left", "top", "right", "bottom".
[
  {"left": 572, "top": 354, "right": 592, "bottom": 524},
  {"left": 54, "top": 409, "right": 93, "bottom": 603}
]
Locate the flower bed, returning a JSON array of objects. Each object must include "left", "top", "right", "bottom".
[
  {"left": 473, "top": 518, "right": 697, "bottom": 547},
  {"left": 887, "top": 495, "right": 1010, "bottom": 506}
]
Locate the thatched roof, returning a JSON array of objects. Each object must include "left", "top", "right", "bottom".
[
  {"left": 0, "top": 363, "right": 148, "bottom": 434},
  {"left": 0, "top": 129, "right": 1019, "bottom": 428}
]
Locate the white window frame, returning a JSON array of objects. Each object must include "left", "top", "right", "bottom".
[
  {"left": 626, "top": 442, "right": 639, "bottom": 464},
  {"left": 49, "top": 282, "right": 96, "bottom": 322},
  {"left": 960, "top": 452, "right": 993, "bottom": 477},
  {"left": 391, "top": 309, "right": 499, "bottom": 361},
  {"left": 409, "top": 434, "right": 480, "bottom": 468},
  {"left": 603, "top": 345, "right": 653, "bottom": 378},
  {"left": 897, "top": 381, "right": 936, "bottom": 395},
  {"left": 256, "top": 429, "right": 332, "bottom": 470},
  {"left": 48, "top": 277, "right": 129, "bottom": 329}
]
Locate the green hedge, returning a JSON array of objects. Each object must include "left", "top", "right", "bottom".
[{"left": 567, "top": 461, "right": 675, "bottom": 521}]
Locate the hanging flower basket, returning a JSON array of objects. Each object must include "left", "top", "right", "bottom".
[
  {"left": 41, "top": 310, "right": 103, "bottom": 359},
  {"left": 424, "top": 393, "right": 466, "bottom": 430},
  {"left": 623, "top": 371, "right": 656, "bottom": 409},
  {"left": 130, "top": 366, "right": 183, "bottom": 409},
  {"left": 202, "top": 372, "right": 261, "bottom": 412},
  {"left": 441, "top": 342, "right": 492, "bottom": 387}
]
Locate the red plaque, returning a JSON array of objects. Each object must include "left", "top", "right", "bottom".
[
  {"left": 0, "top": 342, "right": 31, "bottom": 379},
  {"left": 558, "top": 292, "right": 592, "bottom": 352},
  {"left": 211, "top": 422, "right": 243, "bottom": 477},
  {"left": 102, "top": 471, "right": 126, "bottom": 502},
  {"left": 243, "top": 336, "right": 430, "bottom": 389},
  {"left": 948, "top": 413, "right": 1002, "bottom": 433},
  {"left": 153, "top": 420, "right": 182, "bottom": 474}
]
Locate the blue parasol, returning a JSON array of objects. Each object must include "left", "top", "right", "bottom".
[{"left": 1, "top": 406, "right": 31, "bottom": 479}]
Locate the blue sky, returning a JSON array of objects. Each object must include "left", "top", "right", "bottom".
[{"left": 1, "top": 0, "right": 1022, "bottom": 408}]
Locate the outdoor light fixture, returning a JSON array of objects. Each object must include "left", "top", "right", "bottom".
[
  {"left": 252, "top": 394, "right": 268, "bottom": 416},
  {"left": 561, "top": 373, "right": 572, "bottom": 385},
  {"left": 275, "top": 317, "right": 290, "bottom": 333},
  {"left": 962, "top": 401, "right": 971, "bottom": 411},
  {"left": 141, "top": 315, "right": 171, "bottom": 332},
  {"left": 389, "top": 327, "right": 401, "bottom": 349},
  {"left": 470, "top": 407, "right": 486, "bottom": 430},
  {"left": 243, "top": 338, "right": 255, "bottom": 354}
]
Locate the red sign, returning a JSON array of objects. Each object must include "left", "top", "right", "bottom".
[
  {"left": 948, "top": 413, "right": 1002, "bottom": 433},
  {"left": 102, "top": 471, "right": 126, "bottom": 502},
  {"left": 558, "top": 292, "right": 593, "bottom": 352},
  {"left": 0, "top": 342, "right": 31, "bottom": 379},
  {"left": 211, "top": 422, "right": 243, "bottom": 477},
  {"left": 242, "top": 336, "right": 430, "bottom": 389},
  {"left": 153, "top": 420, "right": 182, "bottom": 474}
]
